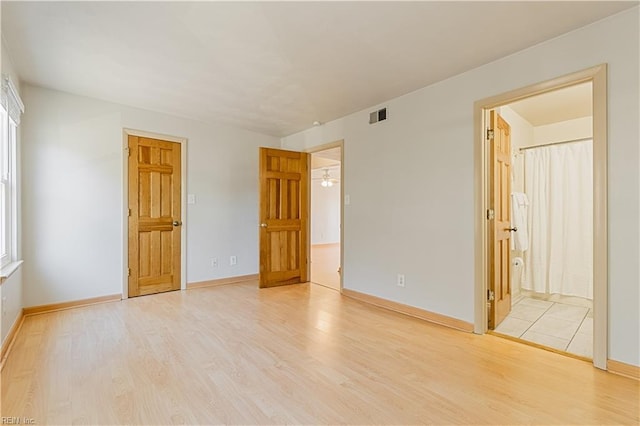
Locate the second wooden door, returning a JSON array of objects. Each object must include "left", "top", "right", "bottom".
[{"left": 259, "top": 148, "right": 309, "bottom": 288}]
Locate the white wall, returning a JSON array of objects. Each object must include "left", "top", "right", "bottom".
[
  {"left": 21, "top": 85, "right": 279, "bottom": 307},
  {"left": 534, "top": 116, "right": 592, "bottom": 145},
  {"left": 498, "top": 105, "right": 534, "bottom": 193},
  {"left": 311, "top": 166, "right": 341, "bottom": 245},
  {"left": 1, "top": 36, "right": 24, "bottom": 346},
  {"left": 497, "top": 106, "right": 534, "bottom": 297},
  {"left": 281, "top": 8, "right": 639, "bottom": 366}
]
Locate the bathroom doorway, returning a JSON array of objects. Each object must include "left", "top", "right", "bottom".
[
  {"left": 490, "top": 83, "right": 594, "bottom": 359},
  {"left": 309, "top": 144, "right": 342, "bottom": 291},
  {"left": 474, "top": 64, "right": 608, "bottom": 369}
]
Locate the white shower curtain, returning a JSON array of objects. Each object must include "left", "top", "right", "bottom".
[{"left": 523, "top": 140, "right": 593, "bottom": 299}]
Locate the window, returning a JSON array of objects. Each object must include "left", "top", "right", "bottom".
[{"left": 0, "top": 76, "right": 23, "bottom": 269}]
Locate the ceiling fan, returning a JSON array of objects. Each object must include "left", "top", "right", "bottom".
[{"left": 312, "top": 168, "right": 340, "bottom": 187}]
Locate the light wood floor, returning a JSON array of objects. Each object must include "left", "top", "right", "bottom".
[
  {"left": 1, "top": 282, "right": 638, "bottom": 425},
  {"left": 310, "top": 243, "right": 340, "bottom": 290}
]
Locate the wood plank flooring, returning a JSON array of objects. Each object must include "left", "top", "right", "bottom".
[
  {"left": 1, "top": 282, "right": 638, "bottom": 425},
  {"left": 310, "top": 243, "right": 340, "bottom": 290}
]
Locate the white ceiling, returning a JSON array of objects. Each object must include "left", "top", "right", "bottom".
[
  {"left": 311, "top": 164, "right": 340, "bottom": 181},
  {"left": 311, "top": 156, "right": 340, "bottom": 170},
  {"left": 509, "top": 83, "right": 592, "bottom": 126},
  {"left": 1, "top": 2, "right": 634, "bottom": 137},
  {"left": 311, "top": 146, "right": 341, "bottom": 170}
]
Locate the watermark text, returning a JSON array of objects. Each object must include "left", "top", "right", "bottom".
[{"left": 1, "top": 418, "right": 36, "bottom": 425}]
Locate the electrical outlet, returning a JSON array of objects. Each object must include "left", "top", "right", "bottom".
[
  {"left": 211, "top": 257, "right": 218, "bottom": 268},
  {"left": 230, "top": 255, "right": 237, "bottom": 266},
  {"left": 397, "top": 274, "right": 405, "bottom": 287}
]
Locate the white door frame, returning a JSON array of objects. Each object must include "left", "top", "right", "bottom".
[
  {"left": 121, "top": 128, "right": 188, "bottom": 299},
  {"left": 473, "top": 64, "right": 608, "bottom": 369},
  {"left": 306, "top": 140, "right": 344, "bottom": 292}
]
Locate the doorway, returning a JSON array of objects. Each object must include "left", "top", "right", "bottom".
[
  {"left": 488, "top": 83, "right": 594, "bottom": 359},
  {"left": 310, "top": 146, "right": 342, "bottom": 291},
  {"left": 257, "top": 142, "right": 343, "bottom": 290},
  {"left": 474, "top": 65, "right": 608, "bottom": 369}
]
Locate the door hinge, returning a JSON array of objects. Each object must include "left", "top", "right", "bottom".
[
  {"left": 486, "top": 129, "right": 494, "bottom": 140},
  {"left": 487, "top": 289, "right": 495, "bottom": 301},
  {"left": 486, "top": 209, "right": 495, "bottom": 220},
  {"left": 128, "top": 268, "right": 131, "bottom": 277},
  {"left": 128, "top": 208, "right": 131, "bottom": 217}
]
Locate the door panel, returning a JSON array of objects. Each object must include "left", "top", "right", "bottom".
[
  {"left": 489, "top": 111, "right": 512, "bottom": 329},
  {"left": 128, "top": 135, "right": 182, "bottom": 297},
  {"left": 259, "top": 148, "right": 309, "bottom": 288}
]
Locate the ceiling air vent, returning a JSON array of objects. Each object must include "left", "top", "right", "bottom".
[{"left": 369, "top": 107, "right": 387, "bottom": 124}]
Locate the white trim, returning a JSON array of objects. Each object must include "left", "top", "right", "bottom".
[
  {"left": 0, "top": 110, "right": 17, "bottom": 269},
  {"left": 122, "top": 128, "right": 188, "bottom": 300},
  {"left": 473, "top": 64, "right": 608, "bottom": 370},
  {"left": 2, "top": 76, "right": 24, "bottom": 113},
  {"left": 1, "top": 75, "right": 24, "bottom": 127},
  {"left": 0, "top": 259, "right": 23, "bottom": 284}
]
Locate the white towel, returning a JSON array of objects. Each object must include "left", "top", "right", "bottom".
[{"left": 511, "top": 192, "right": 529, "bottom": 251}]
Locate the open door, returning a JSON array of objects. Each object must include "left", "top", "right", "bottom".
[
  {"left": 259, "top": 148, "right": 309, "bottom": 288},
  {"left": 488, "top": 111, "right": 513, "bottom": 328}
]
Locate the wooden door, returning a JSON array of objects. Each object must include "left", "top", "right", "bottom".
[
  {"left": 128, "top": 135, "right": 182, "bottom": 297},
  {"left": 489, "top": 111, "right": 512, "bottom": 329},
  {"left": 259, "top": 148, "right": 309, "bottom": 288}
]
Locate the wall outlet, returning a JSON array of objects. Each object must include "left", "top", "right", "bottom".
[
  {"left": 230, "top": 255, "right": 237, "bottom": 266},
  {"left": 397, "top": 274, "right": 405, "bottom": 287},
  {"left": 211, "top": 257, "right": 218, "bottom": 268}
]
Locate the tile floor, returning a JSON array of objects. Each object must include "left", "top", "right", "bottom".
[{"left": 494, "top": 293, "right": 593, "bottom": 358}]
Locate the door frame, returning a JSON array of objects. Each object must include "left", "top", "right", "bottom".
[
  {"left": 121, "top": 128, "right": 188, "bottom": 300},
  {"left": 473, "top": 64, "right": 608, "bottom": 369},
  {"left": 306, "top": 140, "right": 344, "bottom": 291}
]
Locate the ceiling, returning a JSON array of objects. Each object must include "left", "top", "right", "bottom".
[
  {"left": 311, "top": 147, "right": 341, "bottom": 170},
  {"left": 2, "top": 2, "right": 635, "bottom": 137},
  {"left": 311, "top": 164, "right": 340, "bottom": 181},
  {"left": 509, "top": 83, "right": 592, "bottom": 126}
]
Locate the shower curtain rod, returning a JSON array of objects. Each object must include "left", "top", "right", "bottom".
[{"left": 518, "top": 137, "right": 592, "bottom": 152}]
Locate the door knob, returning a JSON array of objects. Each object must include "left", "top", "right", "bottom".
[
  {"left": 173, "top": 220, "right": 182, "bottom": 227},
  {"left": 505, "top": 227, "right": 517, "bottom": 232},
  {"left": 260, "top": 223, "right": 268, "bottom": 228}
]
